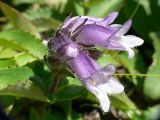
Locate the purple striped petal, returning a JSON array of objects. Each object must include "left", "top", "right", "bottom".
[
  {"left": 62, "top": 12, "right": 118, "bottom": 33},
  {"left": 82, "top": 64, "right": 124, "bottom": 112},
  {"left": 100, "top": 12, "right": 118, "bottom": 26},
  {"left": 67, "top": 52, "right": 101, "bottom": 80},
  {"left": 76, "top": 24, "right": 115, "bottom": 47}
]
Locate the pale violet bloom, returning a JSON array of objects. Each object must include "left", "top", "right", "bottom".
[
  {"left": 67, "top": 51, "right": 124, "bottom": 112},
  {"left": 47, "top": 29, "right": 124, "bottom": 112},
  {"left": 62, "top": 13, "right": 144, "bottom": 58},
  {"left": 47, "top": 12, "right": 143, "bottom": 112}
]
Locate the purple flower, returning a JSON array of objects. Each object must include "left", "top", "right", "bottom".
[
  {"left": 47, "top": 27, "right": 124, "bottom": 112},
  {"left": 47, "top": 12, "right": 143, "bottom": 112},
  {"left": 67, "top": 51, "right": 124, "bottom": 112},
  {"left": 62, "top": 12, "right": 144, "bottom": 58}
]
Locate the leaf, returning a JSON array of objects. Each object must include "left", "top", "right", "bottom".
[
  {"left": 118, "top": 52, "right": 146, "bottom": 85},
  {"left": 97, "top": 53, "right": 119, "bottom": 67},
  {"left": 14, "top": 53, "right": 36, "bottom": 66},
  {"left": 33, "top": 18, "right": 61, "bottom": 32},
  {"left": 55, "top": 101, "right": 72, "bottom": 120},
  {"left": 74, "top": 2, "right": 85, "bottom": 15},
  {"left": 53, "top": 77, "right": 85, "bottom": 101},
  {"left": 87, "top": 0, "right": 123, "bottom": 17},
  {"left": 0, "top": 1, "right": 40, "bottom": 38},
  {"left": 42, "top": 109, "right": 66, "bottom": 120},
  {"left": 29, "top": 107, "right": 40, "bottom": 120},
  {"left": 144, "top": 32, "right": 160, "bottom": 100},
  {"left": 0, "top": 58, "right": 15, "bottom": 69},
  {"left": 13, "top": 0, "right": 45, "bottom": 5},
  {"left": 0, "top": 48, "right": 17, "bottom": 58},
  {"left": 0, "top": 67, "right": 48, "bottom": 101},
  {"left": 122, "top": 0, "right": 153, "bottom": 40},
  {"left": 143, "top": 105, "right": 160, "bottom": 120},
  {"left": 0, "top": 67, "right": 33, "bottom": 89},
  {"left": 110, "top": 93, "right": 137, "bottom": 110},
  {"left": 0, "top": 30, "right": 47, "bottom": 59}
]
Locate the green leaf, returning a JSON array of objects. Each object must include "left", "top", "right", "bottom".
[
  {"left": 0, "top": 67, "right": 33, "bottom": 89},
  {"left": 143, "top": 105, "right": 160, "bottom": 120},
  {"left": 42, "top": 109, "right": 66, "bottom": 120},
  {"left": 54, "top": 77, "right": 85, "bottom": 101},
  {"left": 0, "top": 30, "right": 47, "bottom": 59},
  {"left": 87, "top": 0, "right": 123, "bottom": 17},
  {"left": 110, "top": 93, "right": 137, "bottom": 110},
  {"left": 122, "top": 0, "right": 153, "bottom": 40},
  {"left": 56, "top": 101, "right": 72, "bottom": 120},
  {"left": 0, "top": 1, "right": 40, "bottom": 38},
  {"left": 118, "top": 52, "right": 146, "bottom": 85},
  {"left": 0, "top": 67, "right": 48, "bottom": 101},
  {"left": 14, "top": 53, "right": 36, "bottom": 66},
  {"left": 13, "top": 0, "right": 45, "bottom": 5},
  {"left": 0, "top": 58, "right": 15, "bottom": 69},
  {"left": 74, "top": 2, "right": 84, "bottom": 15},
  {"left": 33, "top": 18, "right": 61, "bottom": 32},
  {"left": 97, "top": 53, "right": 119, "bottom": 67},
  {"left": 144, "top": 32, "right": 160, "bottom": 100},
  {"left": 29, "top": 107, "right": 40, "bottom": 120},
  {"left": 0, "top": 48, "right": 17, "bottom": 58}
]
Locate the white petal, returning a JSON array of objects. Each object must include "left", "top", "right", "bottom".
[
  {"left": 120, "top": 35, "right": 144, "bottom": 48},
  {"left": 115, "top": 35, "right": 144, "bottom": 58},
  {"left": 97, "top": 77, "right": 124, "bottom": 95},
  {"left": 86, "top": 83, "right": 110, "bottom": 112},
  {"left": 125, "top": 46, "right": 135, "bottom": 59},
  {"left": 105, "top": 77, "right": 124, "bottom": 95}
]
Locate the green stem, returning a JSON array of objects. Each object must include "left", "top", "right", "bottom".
[
  {"left": 130, "top": 0, "right": 140, "bottom": 19},
  {"left": 114, "top": 73, "right": 160, "bottom": 77}
]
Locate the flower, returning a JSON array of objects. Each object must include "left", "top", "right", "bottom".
[
  {"left": 47, "top": 12, "right": 143, "bottom": 112},
  {"left": 67, "top": 51, "right": 124, "bottom": 112},
  {"left": 47, "top": 28, "right": 124, "bottom": 112},
  {"left": 62, "top": 12, "right": 144, "bottom": 58}
]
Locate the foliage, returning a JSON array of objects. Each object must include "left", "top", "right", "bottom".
[{"left": 0, "top": 0, "right": 160, "bottom": 119}]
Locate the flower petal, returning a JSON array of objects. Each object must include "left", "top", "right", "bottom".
[
  {"left": 62, "top": 12, "right": 118, "bottom": 32},
  {"left": 120, "top": 35, "right": 144, "bottom": 48},
  {"left": 111, "top": 20, "right": 132, "bottom": 36},
  {"left": 67, "top": 52, "right": 100, "bottom": 80},
  {"left": 101, "top": 64, "right": 116, "bottom": 75},
  {"left": 90, "top": 66, "right": 124, "bottom": 95},
  {"left": 76, "top": 24, "right": 114, "bottom": 46},
  {"left": 85, "top": 82, "right": 110, "bottom": 112},
  {"left": 101, "top": 12, "right": 118, "bottom": 26},
  {"left": 102, "top": 77, "right": 124, "bottom": 95}
]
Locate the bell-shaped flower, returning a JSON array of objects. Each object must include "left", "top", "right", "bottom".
[
  {"left": 67, "top": 51, "right": 124, "bottom": 112},
  {"left": 48, "top": 34, "right": 124, "bottom": 112},
  {"left": 75, "top": 20, "right": 144, "bottom": 58}
]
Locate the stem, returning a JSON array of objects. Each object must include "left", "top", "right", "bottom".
[
  {"left": 48, "top": 71, "right": 61, "bottom": 94},
  {"left": 114, "top": 73, "right": 160, "bottom": 77},
  {"left": 130, "top": 0, "right": 140, "bottom": 19}
]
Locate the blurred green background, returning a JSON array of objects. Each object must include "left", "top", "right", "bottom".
[{"left": 0, "top": 0, "right": 160, "bottom": 119}]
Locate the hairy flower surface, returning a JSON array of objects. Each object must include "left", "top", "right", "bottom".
[{"left": 47, "top": 12, "right": 143, "bottom": 112}]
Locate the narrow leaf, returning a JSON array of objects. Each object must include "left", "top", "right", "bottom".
[
  {"left": 144, "top": 32, "right": 160, "bottom": 100},
  {"left": 0, "top": 1, "right": 40, "bottom": 38},
  {"left": 0, "top": 67, "right": 48, "bottom": 101},
  {"left": 0, "top": 30, "right": 47, "bottom": 59}
]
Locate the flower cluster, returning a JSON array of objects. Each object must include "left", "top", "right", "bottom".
[{"left": 47, "top": 12, "right": 144, "bottom": 112}]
